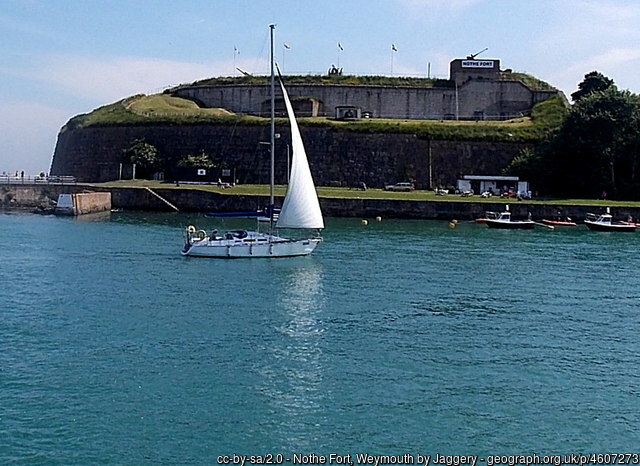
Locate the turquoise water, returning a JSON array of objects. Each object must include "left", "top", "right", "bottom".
[{"left": 2, "top": 211, "right": 640, "bottom": 464}]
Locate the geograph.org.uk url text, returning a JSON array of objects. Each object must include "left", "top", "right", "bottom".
[{"left": 216, "top": 452, "right": 640, "bottom": 466}]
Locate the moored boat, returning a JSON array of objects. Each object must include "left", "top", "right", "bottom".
[
  {"left": 483, "top": 205, "right": 536, "bottom": 229},
  {"left": 181, "top": 25, "right": 324, "bottom": 258},
  {"left": 584, "top": 209, "right": 636, "bottom": 232},
  {"left": 541, "top": 218, "right": 577, "bottom": 227}
]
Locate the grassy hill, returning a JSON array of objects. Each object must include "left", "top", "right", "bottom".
[{"left": 62, "top": 88, "right": 567, "bottom": 143}]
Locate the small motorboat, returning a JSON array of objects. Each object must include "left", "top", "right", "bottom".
[
  {"left": 483, "top": 205, "right": 536, "bottom": 229},
  {"left": 541, "top": 218, "right": 577, "bottom": 227},
  {"left": 584, "top": 210, "right": 636, "bottom": 232}
]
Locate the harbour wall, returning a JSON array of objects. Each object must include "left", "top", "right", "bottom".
[{"left": 1, "top": 183, "right": 638, "bottom": 222}]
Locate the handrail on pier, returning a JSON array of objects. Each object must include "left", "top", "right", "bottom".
[{"left": 144, "top": 187, "right": 179, "bottom": 212}]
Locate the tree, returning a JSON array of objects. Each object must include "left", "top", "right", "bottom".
[
  {"left": 503, "top": 147, "right": 551, "bottom": 193},
  {"left": 177, "top": 150, "right": 215, "bottom": 169},
  {"left": 509, "top": 83, "right": 640, "bottom": 199},
  {"left": 548, "top": 87, "right": 640, "bottom": 198},
  {"left": 571, "top": 71, "right": 615, "bottom": 102},
  {"left": 123, "top": 139, "right": 161, "bottom": 178}
]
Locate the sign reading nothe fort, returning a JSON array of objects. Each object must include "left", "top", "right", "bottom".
[{"left": 461, "top": 60, "right": 494, "bottom": 68}]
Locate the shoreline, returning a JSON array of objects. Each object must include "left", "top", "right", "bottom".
[{"left": 1, "top": 182, "right": 637, "bottom": 222}]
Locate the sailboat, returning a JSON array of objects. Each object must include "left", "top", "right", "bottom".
[{"left": 181, "top": 25, "right": 324, "bottom": 258}]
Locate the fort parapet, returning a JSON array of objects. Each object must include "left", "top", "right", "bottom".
[{"left": 171, "top": 58, "right": 560, "bottom": 121}]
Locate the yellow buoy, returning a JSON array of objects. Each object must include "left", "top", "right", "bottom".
[
  {"left": 361, "top": 219, "right": 369, "bottom": 225},
  {"left": 376, "top": 216, "right": 382, "bottom": 222}
]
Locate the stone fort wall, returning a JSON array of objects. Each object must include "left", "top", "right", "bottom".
[
  {"left": 172, "top": 81, "right": 558, "bottom": 121},
  {"left": 51, "top": 122, "right": 530, "bottom": 188}
]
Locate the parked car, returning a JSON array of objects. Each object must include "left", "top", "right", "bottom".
[{"left": 384, "top": 182, "right": 415, "bottom": 192}]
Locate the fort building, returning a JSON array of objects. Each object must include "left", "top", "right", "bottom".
[
  {"left": 50, "top": 57, "right": 565, "bottom": 188},
  {"left": 169, "top": 58, "right": 561, "bottom": 121}
]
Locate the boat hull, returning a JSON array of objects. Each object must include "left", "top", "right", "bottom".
[
  {"left": 584, "top": 221, "right": 636, "bottom": 232},
  {"left": 182, "top": 233, "right": 322, "bottom": 258},
  {"left": 542, "top": 219, "right": 577, "bottom": 227},
  {"left": 484, "top": 219, "right": 535, "bottom": 229}
]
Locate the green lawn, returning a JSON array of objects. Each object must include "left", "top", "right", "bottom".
[{"left": 94, "top": 180, "right": 639, "bottom": 207}]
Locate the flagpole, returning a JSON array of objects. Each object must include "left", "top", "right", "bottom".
[
  {"left": 390, "top": 44, "right": 395, "bottom": 76},
  {"left": 282, "top": 43, "right": 291, "bottom": 74},
  {"left": 233, "top": 46, "right": 239, "bottom": 76}
]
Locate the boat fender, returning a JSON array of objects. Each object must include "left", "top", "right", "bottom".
[
  {"left": 187, "top": 225, "right": 196, "bottom": 234},
  {"left": 196, "top": 230, "right": 206, "bottom": 240}
]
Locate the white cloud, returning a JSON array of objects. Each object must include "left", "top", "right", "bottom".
[
  {"left": 580, "top": 48, "right": 640, "bottom": 71},
  {"left": 0, "top": 53, "right": 271, "bottom": 174},
  {"left": 526, "top": 0, "right": 640, "bottom": 96},
  {"left": 579, "top": 0, "right": 640, "bottom": 23},
  {"left": 390, "top": 0, "right": 483, "bottom": 19},
  {"left": 0, "top": 102, "right": 70, "bottom": 174},
  {"left": 549, "top": 46, "right": 640, "bottom": 97},
  {"left": 393, "top": 0, "right": 482, "bottom": 10},
  {"left": 38, "top": 55, "right": 266, "bottom": 103},
  {"left": 538, "top": 0, "right": 640, "bottom": 52}
]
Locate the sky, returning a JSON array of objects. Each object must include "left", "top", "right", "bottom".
[{"left": 1, "top": 0, "right": 639, "bottom": 175}]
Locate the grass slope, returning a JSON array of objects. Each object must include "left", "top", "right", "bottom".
[
  {"left": 98, "top": 180, "right": 636, "bottom": 207},
  {"left": 63, "top": 91, "right": 567, "bottom": 143}
]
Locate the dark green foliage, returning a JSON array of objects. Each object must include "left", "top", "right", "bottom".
[
  {"left": 177, "top": 150, "right": 215, "bottom": 169},
  {"left": 508, "top": 72, "right": 556, "bottom": 91},
  {"left": 530, "top": 95, "right": 569, "bottom": 128},
  {"left": 510, "top": 83, "right": 640, "bottom": 199},
  {"left": 123, "top": 139, "right": 162, "bottom": 178},
  {"left": 571, "top": 71, "right": 615, "bottom": 102},
  {"left": 560, "top": 87, "right": 640, "bottom": 198}
]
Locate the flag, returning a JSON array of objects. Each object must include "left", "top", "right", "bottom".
[
  {"left": 391, "top": 44, "right": 398, "bottom": 52},
  {"left": 338, "top": 42, "right": 343, "bottom": 51},
  {"left": 283, "top": 43, "right": 291, "bottom": 49},
  {"left": 234, "top": 46, "right": 240, "bottom": 55}
]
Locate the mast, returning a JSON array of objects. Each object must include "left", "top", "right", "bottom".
[{"left": 269, "top": 24, "right": 275, "bottom": 231}]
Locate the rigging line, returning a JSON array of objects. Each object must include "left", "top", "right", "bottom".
[
  {"left": 219, "top": 119, "right": 239, "bottom": 158},
  {"left": 252, "top": 27, "right": 271, "bottom": 76}
]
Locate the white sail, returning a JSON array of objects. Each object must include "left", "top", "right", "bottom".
[
  {"left": 275, "top": 80, "right": 325, "bottom": 230},
  {"left": 181, "top": 25, "right": 323, "bottom": 258}
]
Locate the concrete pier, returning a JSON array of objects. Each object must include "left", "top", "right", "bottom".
[{"left": 54, "top": 192, "right": 112, "bottom": 216}]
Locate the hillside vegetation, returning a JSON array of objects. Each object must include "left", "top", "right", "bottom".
[
  {"left": 187, "top": 74, "right": 455, "bottom": 88},
  {"left": 182, "top": 72, "right": 554, "bottom": 90},
  {"left": 62, "top": 90, "right": 567, "bottom": 143}
]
